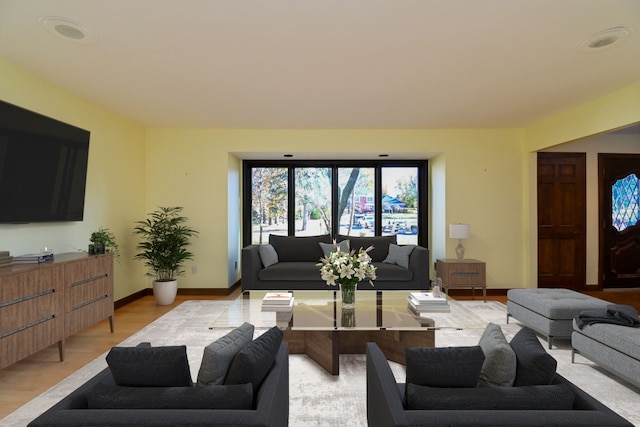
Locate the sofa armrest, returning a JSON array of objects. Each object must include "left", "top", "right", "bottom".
[
  {"left": 366, "top": 342, "right": 409, "bottom": 427},
  {"left": 407, "top": 246, "right": 429, "bottom": 288},
  {"left": 254, "top": 343, "right": 289, "bottom": 426},
  {"left": 242, "top": 245, "right": 263, "bottom": 291}
]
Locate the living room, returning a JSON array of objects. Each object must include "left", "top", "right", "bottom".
[{"left": 1, "top": 2, "right": 640, "bottom": 424}]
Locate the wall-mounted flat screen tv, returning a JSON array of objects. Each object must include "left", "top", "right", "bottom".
[{"left": 0, "top": 100, "right": 90, "bottom": 223}]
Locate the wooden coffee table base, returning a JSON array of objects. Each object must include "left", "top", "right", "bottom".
[{"left": 282, "top": 329, "right": 435, "bottom": 375}]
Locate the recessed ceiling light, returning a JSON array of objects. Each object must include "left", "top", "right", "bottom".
[
  {"left": 577, "top": 26, "right": 633, "bottom": 52},
  {"left": 40, "top": 16, "right": 97, "bottom": 45}
]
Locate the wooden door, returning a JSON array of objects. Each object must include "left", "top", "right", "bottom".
[
  {"left": 599, "top": 154, "right": 640, "bottom": 289},
  {"left": 537, "top": 153, "right": 586, "bottom": 290}
]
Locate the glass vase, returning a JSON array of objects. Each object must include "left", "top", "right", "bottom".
[{"left": 339, "top": 283, "right": 356, "bottom": 309}]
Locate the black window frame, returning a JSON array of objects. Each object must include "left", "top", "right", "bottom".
[{"left": 242, "top": 159, "right": 428, "bottom": 248}]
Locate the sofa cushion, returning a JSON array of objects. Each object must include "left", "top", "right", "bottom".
[
  {"left": 477, "top": 323, "right": 517, "bottom": 387},
  {"left": 405, "top": 383, "right": 575, "bottom": 410},
  {"left": 269, "top": 234, "right": 330, "bottom": 262},
  {"left": 87, "top": 383, "right": 253, "bottom": 410},
  {"left": 259, "top": 262, "right": 325, "bottom": 281},
  {"left": 197, "top": 322, "right": 255, "bottom": 386},
  {"left": 383, "top": 244, "right": 415, "bottom": 269},
  {"left": 406, "top": 346, "right": 485, "bottom": 388},
  {"left": 337, "top": 235, "right": 397, "bottom": 262},
  {"left": 225, "top": 326, "right": 283, "bottom": 394},
  {"left": 319, "top": 240, "right": 350, "bottom": 257},
  {"left": 258, "top": 244, "right": 278, "bottom": 268},
  {"left": 510, "top": 327, "right": 557, "bottom": 386},
  {"left": 370, "top": 262, "right": 413, "bottom": 281},
  {"left": 106, "top": 345, "right": 192, "bottom": 387}
]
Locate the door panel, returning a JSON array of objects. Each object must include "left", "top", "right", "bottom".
[
  {"left": 599, "top": 154, "right": 640, "bottom": 288},
  {"left": 537, "top": 153, "right": 586, "bottom": 290}
]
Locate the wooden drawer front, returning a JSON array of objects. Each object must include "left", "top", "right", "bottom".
[
  {"left": 65, "top": 278, "right": 112, "bottom": 312},
  {"left": 0, "top": 315, "right": 60, "bottom": 369},
  {"left": 63, "top": 255, "right": 112, "bottom": 289},
  {"left": 437, "top": 261, "right": 485, "bottom": 286},
  {"left": 65, "top": 296, "right": 113, "bottom": 336},
  {"left": 1, "top": 291, "right": 59, "bottom": 336},
  {"left": 0, "top": 268, "right": 62, "bottom": 303}
]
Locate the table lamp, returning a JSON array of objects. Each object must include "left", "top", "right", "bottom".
[{"left": 449, "top": 223, "right": 471, "bottom": 261}]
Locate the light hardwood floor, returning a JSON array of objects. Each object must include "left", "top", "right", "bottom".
[{"left": 1, "top": 289, "right": 638, "bottom": 420}]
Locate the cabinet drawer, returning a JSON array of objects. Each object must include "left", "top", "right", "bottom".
[
  {"left": 0, "top": 315, "right": 60, "bottom": 369},
  {"left": 63, "top": 255, "right": 112, "bottom": 288},
  {"left": 0, "top": 291, "right": 59, "bottom": 335},
  {"left": 0, "top": 267, "right": 62, "bottom": 303},
  {"left": 65, "top": 278, "right": 112, "bottom": 312}
]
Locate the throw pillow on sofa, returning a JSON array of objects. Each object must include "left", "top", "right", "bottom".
[
  {"left": 383, "top": 243, "right": 415, "bottom": 268},
  {"left": 197, "top": 322, "right": 255, "bottom": 386},
  {"left": 106, "top": 345, "right": 193, "bottom": 387},
  {"left": 87, "top": 383, "right": 253, "bottom": 410},
  {"left": 258, "top": 244, "right": 278, "bottom": 268},
  {"left": 405, "top": 346, "right": 485, "bottom": 388},
  {"left": 510, "top": 326, "right": 557, "bottom": 386},
  {"left": 405, "top": 383, "right": 575, "bottom": 410},
  {"left": 319, "top": 240, "right": 350, "bottom": 257},
  {"left": 477, "top": 322, "right": 517, "bottom": 387},
  {"left": 225, "top": 326, "right": 283, "bottom": 395}
]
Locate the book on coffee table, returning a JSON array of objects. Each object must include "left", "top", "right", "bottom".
[
  {"left": 262, "top": 292, "right": 293, "bottom": 304},
  {"left": 262, "top": 297, "right": 294, "bottom": 312}
]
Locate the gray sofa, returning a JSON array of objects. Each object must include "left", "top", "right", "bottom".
[
  {"left": 366, "top": 339, "right": 633, "bottom": 427},
  {"left": 242, "top": 234, "right": 430, "bottom": 291},
  {"left": 572, "top": 314, "right": 640, "bottom": 389},
  {"left": 27, "top": 340, "right": 289, "bottom": 427}
]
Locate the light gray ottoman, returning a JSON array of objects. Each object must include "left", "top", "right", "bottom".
[{"left": 506, "top": 288, "right": 609, "bottom": 348}]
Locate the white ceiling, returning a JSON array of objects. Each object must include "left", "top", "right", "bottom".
[{"left": 0, "top": 0, "right": 639, "bottom": 129}]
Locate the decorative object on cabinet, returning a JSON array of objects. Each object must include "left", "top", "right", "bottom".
[{"left": 89, "top": 227, "right": 119, "bottom": 257}]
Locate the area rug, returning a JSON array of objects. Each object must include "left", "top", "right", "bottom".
[{"left": 2, "top": 299, "right": 639, "bottom": 426}]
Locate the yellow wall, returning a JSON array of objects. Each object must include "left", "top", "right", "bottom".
[
  {"left": 3, "top": 57, "right": 640, "bottom": 297},
  {"left": 145, "top": 128, "right": 526, "bottom": 290},
  {"left": 0, "top": 59, "right": 147, "bottom": 300}
]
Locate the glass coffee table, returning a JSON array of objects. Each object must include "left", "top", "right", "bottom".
[{"left": 210, "top": 290, "right": 484, "bottom": 375}]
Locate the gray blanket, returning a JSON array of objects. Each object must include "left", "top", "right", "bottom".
[{"left": 575, "top": 304, "right": 640, "bottom": 329}]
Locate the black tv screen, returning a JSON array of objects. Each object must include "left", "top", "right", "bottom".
[{"left": 0, "top": 100, "right": 90, "bottom": 223}]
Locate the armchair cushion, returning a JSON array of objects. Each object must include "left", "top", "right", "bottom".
[
  {"left": 510, "top": 327, "right": 557, "bottom": 386},
  {"left": 225, "top": 326, "right": 284, "bottom": 395},
  {"left": 197, "top": 322, "right": 255, "bottom": 386},
  {"left": 87, "top": 383, "right": 253, "bottom": 410},
  {"left": 405, "top": 383, "right": 575, "bottom": 410},
  {"left": 478, "top": 323, "right": 517, "bottom": 387},
  {"left": 106, "top": 345, "right": 192, "bottom": 387},
  {"left": 406, "top": 346, "right": 485, "bottom": 388}
]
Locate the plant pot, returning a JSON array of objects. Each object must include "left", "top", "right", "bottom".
[{"left": 153, "top": 279, "right": 178, "bottom": 305}]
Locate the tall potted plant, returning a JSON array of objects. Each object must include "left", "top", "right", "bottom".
[{"left": 133, "top": 206, "right": 198, "bottom": 305}]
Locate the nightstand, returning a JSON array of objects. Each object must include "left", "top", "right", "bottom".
[{"left": 435, "top": 259, "right": 486, "bottom": 302}]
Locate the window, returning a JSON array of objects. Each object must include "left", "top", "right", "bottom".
[
  {"left": 243, "top": 160, "right": 427, "bottom": 247},
  {"left": 612, "top": 173, "right": 640, "bottom": 232}
]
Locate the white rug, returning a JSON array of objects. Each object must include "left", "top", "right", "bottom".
[{"left": 2, "top": 299, "right": 639, "bottom": 427}]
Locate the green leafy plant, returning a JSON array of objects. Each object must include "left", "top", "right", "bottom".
[
  {"left": 89, "top": 227, "right": 120, "bottom": 257},
  {"left": 133, "top": 206, "right": 199, "bottom": 281}
]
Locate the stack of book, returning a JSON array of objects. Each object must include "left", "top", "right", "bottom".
[
  {"left": 13, "top": 252, "right": 54, "bottom": 264},
  {"left": 261, "top": 292, "right": 294, "bottom": 312},
  {"left": 0, "top": 251, "right": 12, "bottom": 268},
  {"left": 407, "top": 291, "right": 450, "bottom": 313}
]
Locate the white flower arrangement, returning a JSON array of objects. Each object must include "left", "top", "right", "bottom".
[{"left": 317, "top": 241, "right": 376, "bottom": 288}]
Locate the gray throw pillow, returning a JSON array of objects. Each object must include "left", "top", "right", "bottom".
[
  {"left": 406, "top": 383, "right": 574, "bottom": 410},
  {"left": 383, "top": 244, "right": 415, "bottom": 268},
  {"left": 106, "top": 345, "right": 192, "bottom": 387},
  {"left": 477, "top": 323, "right": 517, "bottom": 387},
  {"left": 510, "top": 327, "right": 557, "bottom": 386},
  {"left": 225, "top": 326, "right": 283, "bottom": 395},
  {"left": 258, "top": 244, "right": 278, "bottom": 268},
  {"left": 319, "top": 240, "right": 350, "bottom": 257},
  {"left": 405, "top": 346, "right": 485, "bottom": 388},
  {"left": 197, "top": 322, "right": 255, "bottom": 386},
  {"left": 87, "top": 383, "right": 253, "bottom": 410}
]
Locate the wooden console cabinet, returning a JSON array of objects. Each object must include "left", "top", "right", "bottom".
[
  {"left": 0, "top": 253, "right": 114, "bottom": 369},
  {"left": 436, "top": 258, "right": 486, "bottom": 302}
]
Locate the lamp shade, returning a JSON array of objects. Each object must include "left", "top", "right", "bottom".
[{"left": 449, "top": 223, "right": 471, "bottom": 239}]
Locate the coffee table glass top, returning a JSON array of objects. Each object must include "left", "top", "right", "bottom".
[{"left": 209, "top": 290, "right": 486, "bottom": 331}]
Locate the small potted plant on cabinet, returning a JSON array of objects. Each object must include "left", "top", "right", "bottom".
[
  {"left": 89, "top": 227, "right": 120, "bottom": 258},
  {"left": 133, "top": 206, "right": 199, "bottom": 305}
]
